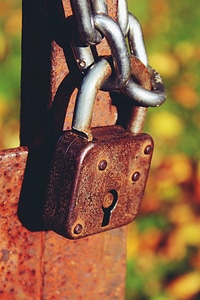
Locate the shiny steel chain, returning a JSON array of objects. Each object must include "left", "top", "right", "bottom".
[{"left": 70, "top": 0, "right": 166, "bottom": 107}]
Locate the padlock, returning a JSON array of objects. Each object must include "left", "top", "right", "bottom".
[{"left": 44, "top": 57, "right": 154, "bottom": 239}]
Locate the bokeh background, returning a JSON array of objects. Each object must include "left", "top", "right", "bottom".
[
  {"left": 0, "top": 0, "right": 199, "bottom": 299},
  {"left": 0, "top": 0, "right": 20, "bottom": 148},
  {"left": 126, "top": 1, "right": 200, "bottom": 299}
]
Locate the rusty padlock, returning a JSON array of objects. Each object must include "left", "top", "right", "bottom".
[{"left": 43, "top": 57, "right": 154, "bottom": 239}]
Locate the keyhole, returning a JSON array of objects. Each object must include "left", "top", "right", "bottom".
[{"left": 101, "top": 190, "right": 118, "bottom": 227}]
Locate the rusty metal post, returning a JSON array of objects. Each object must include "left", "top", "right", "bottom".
[{"left": 0, "top": 1, "right": 127, "bottom": 299}]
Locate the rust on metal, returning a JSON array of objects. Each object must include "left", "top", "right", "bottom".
[
  {"left": 126, "top": 55, "right": 151, "bottom": 134},
  {"left": 0, "top": 23, "right": 154, "bottom": 300},
  {"left": 0, "top": 145, "right": 126, "bottom": 298},
  {"left": 44, "top": 126, "right": 153, "bottom": 239},
  {"left": 0, "top": 0, "right": 128, "bottom": 299},
  {"left": 0, "top": 147, "right": 44, "bottom": 298}
]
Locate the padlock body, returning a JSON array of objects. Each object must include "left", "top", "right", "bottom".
[{"left": 44, "top": 125, "right": 153, "bottom": 239}]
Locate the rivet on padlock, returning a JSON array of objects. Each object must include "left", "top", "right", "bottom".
[{"left": 43, "top": 57, "right": 154, "bottom": 239}]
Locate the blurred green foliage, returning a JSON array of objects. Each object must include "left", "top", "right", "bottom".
[
  {"left": 0, "top": 0, "right": 200, "bottom": 299},
  {"left": 126, "top": 1, "right": 200, "bottom": 299}
]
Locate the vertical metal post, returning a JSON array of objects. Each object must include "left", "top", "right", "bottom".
[{"left": 19, "top": 0, "right": 127, "bottom": 299}]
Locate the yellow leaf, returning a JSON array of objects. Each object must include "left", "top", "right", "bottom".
[
  {"left": 127, "top": 223, "right": 139, "bottom": 259},
  {"left": 0, "top": 120, "right": 20, "bottom": 149},
  {"left": 168, "top": 221, "right": 200, "bottom": 248},
  {"left": 168, "top": 203, "right": 195, "bottom": 225},
  {"left": 149, "top": 52, "right": 180, "bottom": 78},
  {"left": 148, "top": 111, "right": 184, "bottom": 139},
  {"left": 167, "top": 272, "right": 200, "bottom": 299},
  {"left": 178, "top": 222, "right": 200, "bottom": 246},
  {"left": 175, "top": 42, "right": 196, "bottom": 64},
  {"left": 167, "top": 154, "right": 193, "bottom": 183}
]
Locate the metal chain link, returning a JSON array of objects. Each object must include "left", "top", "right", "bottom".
[
  {"left": 70, "top": 0, "right": 103, "bottom": 45},
  {"left": 70, "top": 0, "right": 166, "bottom": 107},
  {"left": 71, "top": 0, "right": 131, "bottom": 90},
  {"left": 93, "top": 14, "right": 131, "bottom": 90},
  {"left": 91, "top": 0, "right": 108, "bottom": 14},
  {"left": 117, "top": 0, "right": 129, "bottom": 36}
]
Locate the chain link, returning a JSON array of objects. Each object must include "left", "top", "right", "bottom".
[
  {"left": 91, "top": 0, "right": 108, "bottom": 14},
  {"left": 117, "top": 0, "right": 129, "bottom": 36},
  {"left": 121, "top": 65, "right": 166, "bottom": 107},
  {"left": 70, "top": 0, "right": 166, "bottom": 107},
  {"left": 72, "top": 37, "right": 94, "bottom": 71},
  {"left": 70, "top": 0, "right": 103, "bottom": 45},
  {"left": 127, "top": 13, "right": 148, "bottom": 67},
  {"left": 93, "top": 14, "right": 131, "bottom": 90}
]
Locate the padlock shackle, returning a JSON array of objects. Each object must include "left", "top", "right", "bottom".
[{"left": 72, "top": 58, "right": 112, "bottom": 141}]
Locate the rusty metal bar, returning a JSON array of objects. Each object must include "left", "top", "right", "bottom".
[
  {"left": 0, "top": 147, "right": 44, "bottom": 299},
  {"left": 0, "top": 0, "right": 127, "bottom": 299}
]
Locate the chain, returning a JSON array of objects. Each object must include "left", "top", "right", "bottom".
[
  {"left": 70, "top": 0, "right": 166, "bottom": 107},
  {"left": 117, "top": 0, "right": 129, "bottom": 36},
  {"left": 70, "top": 0, "right": 103, "bottom": 45}
]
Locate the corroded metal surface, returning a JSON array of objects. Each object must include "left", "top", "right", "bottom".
[
  {"left": 0, "top": 146, "right": 126, "bottom": 299},
  {"left": 0, "top": 0, "right": 128, "bottom": 299},
  {"left": 42, "top": 228, "right": 127, "bottom": 300},
  {"left": 127, "top": 55, "right": 151, "bottom": 134},
  {"left": 0, "top": 147, "right": 44, "bottom": 299},
  {"left": 20, "top": 0, "right": 117, "bottom": 146},
  {"left": 0, "top": 0, "right": 154, "bottom": 296},
  {"left": 44, "top": 127, "right": 153, "bottom": 239}
]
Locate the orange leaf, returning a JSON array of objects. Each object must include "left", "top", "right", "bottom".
[{"left": 172, "top": 85, "right": 198, "bottom": 108}]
